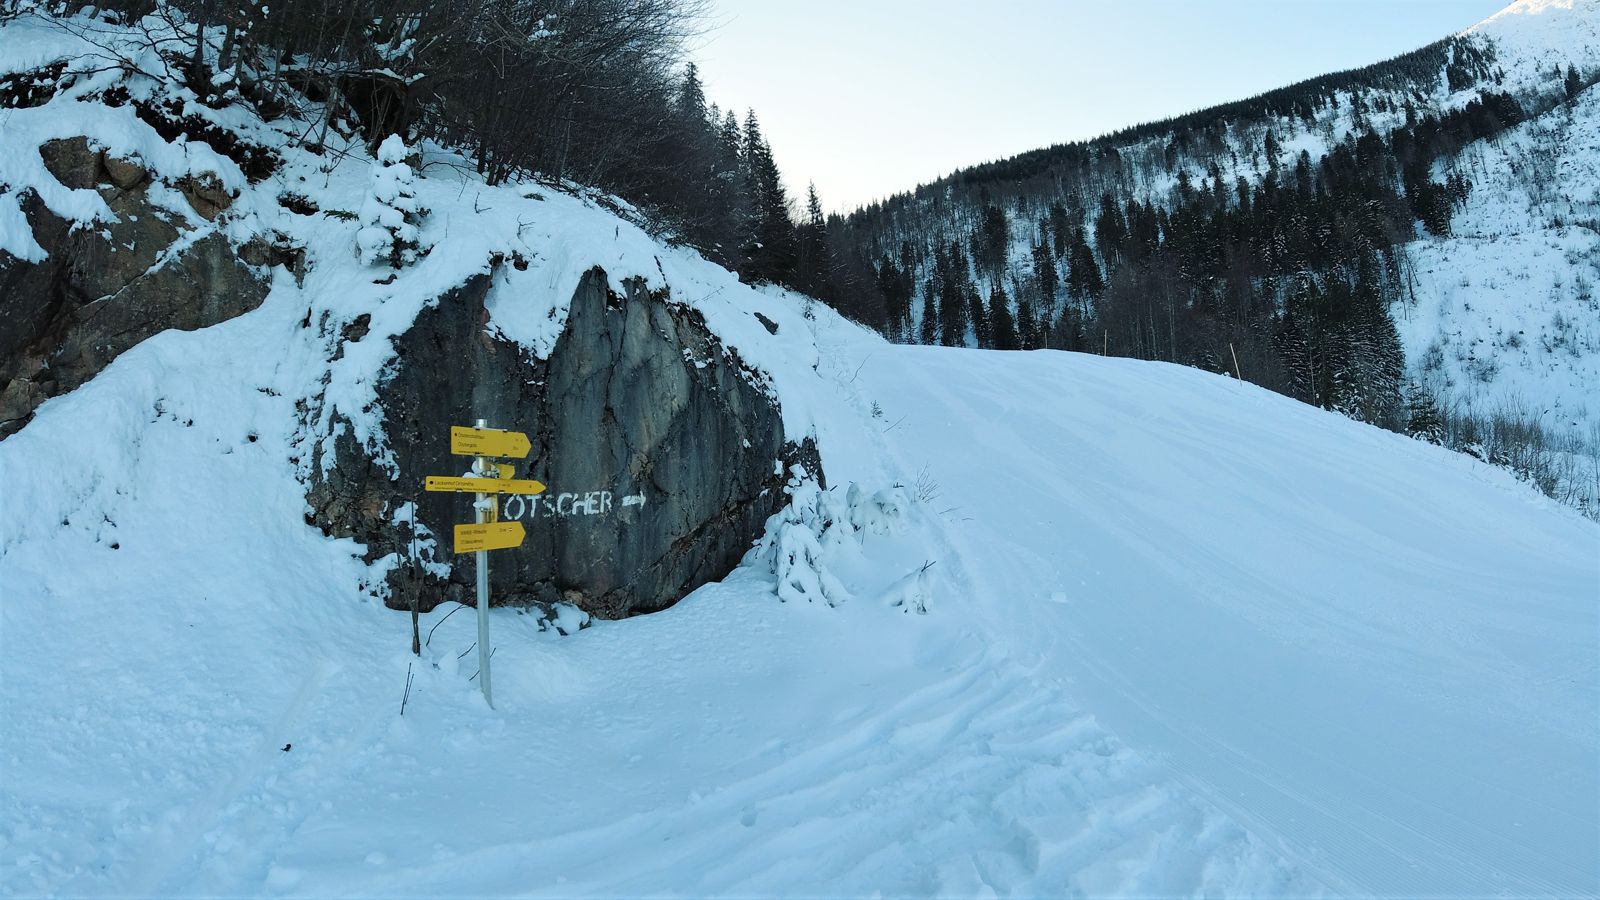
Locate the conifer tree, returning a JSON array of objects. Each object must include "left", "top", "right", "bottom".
[
  {"left": 355, "top": 135, "right": 423, "bottom": 268},
  {"left": 1032, "top": 242, "right": 1058, "bottom": 309},
  {"left": 939, "top": 276, "right": 968, "bottom": 347},
  {"left": 969, "top": 285, "right": 992, "bottom": 348},
  {"left": 1405, "top": 382, "right": 1445, "bottom": 444},
  {"left": 1094, "top": 193, "right": 1127, "bottom": 264},
  {"left": 796, "top": 182, "right": 831, "bottom": 298},
  {"left": 676, "top": 63, "right": 707, "bottom": 125},
  {"left": 973, "top": 205, "right": 1010, "bottom": 276},
  {"left": 739, "top": 111, "right": 798, "bottom": 284},
  {"left": 920, "top": 280, "right": 939, "bottom": 345},
  {"left": 704, "top": 108, "right": 748, "bottom": 263},
  {"left": 1264, "top": 128, "right": 1283, "bottom": 170},
  {"left": 665, "top": 63, "right": 735, "bottom": 259},
  {"left": 1048, "top": 202, "right": 1072, "bottom": 258},
  {"left": 989, "top": 284, "right": 1019, "bottom": 351},
  {"left": 1016, "top": 293, "right": 1037, "bottom": 351},
  {"left": 875, "top": 256, "right": 912, "bottom": 339},
  {"left": 720, "top": 109, "right": 742, "bottom": 160},
  {"left": 1067, "top": 232, "right": 1104, "bottom": 308}
]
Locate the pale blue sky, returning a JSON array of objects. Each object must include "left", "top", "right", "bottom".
[{"left": 692, "top": 0, "right": 1511, "bottom": 212}]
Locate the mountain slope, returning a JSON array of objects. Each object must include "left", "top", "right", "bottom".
[
  {"left": 1401, "top": 76, "right": 1600, "bottom": 456},
  {"left": 835, "top": 0, "right": 1600, "bottom": 515}
]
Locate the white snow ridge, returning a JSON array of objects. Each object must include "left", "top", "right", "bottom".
[{"left": 1, "top": 5, "right": 1597, "bottom": 900}]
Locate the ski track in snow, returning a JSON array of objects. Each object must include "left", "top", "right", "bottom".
[{"left": 841, "top": 343, "right": 1597, "bottom": 899}]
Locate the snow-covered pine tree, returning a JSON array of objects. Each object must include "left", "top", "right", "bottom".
[
  {"left": 356, "top": 135, "right": 423, "bottom": 269},
  {"left": 1405, "top": 382, "right": 1446, "bottom": 445}
]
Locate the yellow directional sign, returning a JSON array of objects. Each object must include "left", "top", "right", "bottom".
[
  {"left": 494, "top": 463, "right": 515, "bottom": 480},
  {"left": 455, "top": 521, "right": 525, "bottom": 553},
  {"left": 425, "top": 476, "right": 547, "bottom": 495},
  {"left": 451, "top": 426, "right": 531, "bottom": 459}
]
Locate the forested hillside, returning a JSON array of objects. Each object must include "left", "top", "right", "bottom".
[
  {"left": 0, "top": 0, "right": 821, "bottom": 286},
  {"left": 811, "top": 0, "right": 1600, "bottom": 515}
]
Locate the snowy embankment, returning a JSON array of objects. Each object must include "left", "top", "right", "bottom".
[{"left": 2, "top": 13, "right": 1598, "bottom": 900}]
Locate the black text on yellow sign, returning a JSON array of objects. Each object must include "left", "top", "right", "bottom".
[
  {"left": 424, "top": 476, "right": 547, "bottom": 495},
  {"left": 455, "top": 521, "right": 526, "bottom": 553},
  {"left": 450, "top": 425, "right": 532, "bottom": 459}
]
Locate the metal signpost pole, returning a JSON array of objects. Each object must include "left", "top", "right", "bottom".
[
  {"left": 474, "top": 418, "right": 493, "bottom": 709},
  {"left": 427, "top": 421, "right": 537, "bottom": 710}
]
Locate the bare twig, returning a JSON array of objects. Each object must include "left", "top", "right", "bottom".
[
  {"left": 468, "top": 647, "right": 498, "bottom": 682},
  {"left": 424, "top": 602, "right": 465, "bottom": 647}
]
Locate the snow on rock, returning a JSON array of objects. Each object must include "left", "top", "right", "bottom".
[
  {"left": 309, "top": 269, "right": 811, "bottom": 618},
  {"left": 0, "top": 133, "right": 269, "bottom": 437},
  {"left": 0, "top": 13, "right": 837, "bottom": 616}
]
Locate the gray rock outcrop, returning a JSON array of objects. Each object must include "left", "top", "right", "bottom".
[
  {"left": 2, "top": 137, "right": 807, "bottom": 621},
  {"left": 308, "top": 268, "right": 817, "bottom": 619},
  {"left": 0, "top": 138, "right": 266, "bottom": 436}
]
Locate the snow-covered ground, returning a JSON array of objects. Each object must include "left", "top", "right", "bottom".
[
  {"left": 3, "top": 8, "right": 1599, "bottom": 899},
  {"left": 4, "top": 285, "right": 1596, "bottom": 897}
]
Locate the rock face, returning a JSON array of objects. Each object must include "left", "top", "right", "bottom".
[
  {"left": 309, "top": 268, "right": 816, "bottom": 619},
  {"left": 3, "top": 137, "right": 807, "bottom": 620},
  {"left": 0, "top": 138, "right": 266, "bottom": 437}
]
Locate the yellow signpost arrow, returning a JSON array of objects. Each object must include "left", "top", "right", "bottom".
[
  {"left": 425, "top": 475, "right": 547, "bottom": 495},
  {"left": 426, "top": 419, "right": 537, "bottom": 711},
  {"left": 454, "top": 521, "right": 526, "bottom": 553},
  {"left": 450, "top": 425, "right": 532, "bottom": 459}
]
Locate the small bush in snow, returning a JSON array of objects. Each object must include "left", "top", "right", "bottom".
[
  {"left": 880, "top": 561, "right": 936, "bottom": 615},
  {"left": 356, "top": 135, "right": 425, "bottom": 268},
  {"left": 747, "top": 478, "right": 912, "bottom": 607}
]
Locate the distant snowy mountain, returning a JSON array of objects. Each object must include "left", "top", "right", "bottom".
[
  {"left": 1, "top": 7, "right": 1596, "bottom": 900},
  {"left": 837, "top": 0, "right": 1600, "bottom": 516}
]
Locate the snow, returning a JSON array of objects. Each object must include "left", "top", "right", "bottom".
[
  {"left": 1470, "top": 0, "right": 1600, "bottom": 80},
  {"left": 5, "top": 283, "right": 1595, "bottom": 895},
  {"left": 1396, "top": 82, "right": 1600, "bottom": 508},
  {"left": 355, "top": 136, "right": 423, "bottom": 267},
  {"left": 0, "top": 15, "right": 96, "bottom": 77},
  {"left": 2, "top": 7, "right": 1598, "bottom": 899},
  {"left": 834, "top": 346, "right": 1598, "bottom": 898}
]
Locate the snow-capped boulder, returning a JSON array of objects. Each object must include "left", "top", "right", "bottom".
[{"left": 308, "top": 267, "right": 819, "bottom": 618}]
